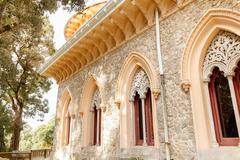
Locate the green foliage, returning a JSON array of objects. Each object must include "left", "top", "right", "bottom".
[
  {"left": 0, "top": 0, "right": 85, "bottom": 150},
  {"left": 19, "top": 125, "right": 33, "bottom": 151},
  {"left": 32, "top": 118, "right": 55, "bottom": 149},
  {"left": 0, "top": 105, "right": 13, "bottom": 151},
  {"left": 19, "top": 118, "right": 55, "bottom": 150}
]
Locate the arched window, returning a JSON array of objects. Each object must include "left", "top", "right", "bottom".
[
  {"left": 131, "top": 69, "right": 154, "bottom": 146},
  {"left": 203, "top": 31, "right": 240, "bottom": 146},
  {"left": 91, "top": 88, "right": 102, "bottom": 146},
  {"left": 209, "top": 68, "right": 239, "bottom": 146},
  {"left": 233, "top": 62, "right": 240, "bottom": 108},
  {"left": 57, "top": 89, "right": 72, "bottom": 147}
]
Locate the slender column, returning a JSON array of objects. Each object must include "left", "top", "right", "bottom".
[
  {"left": 130, "top": 99, "right": 135, "bottom": 146},
  {"left": 96, "top": 108, "right": 100, "bottom": 145},
  {"left": 141, "top": 98, "right": 147, "bottom": 146},
  {"left": 203, "top": 80, "right": 218, "bottom": 147},
  {"left": 227, "top": 75, "right": 240, "bottom": 143},
  {"left": 90, "top": 108, "right": 95, "bottom": 145}
]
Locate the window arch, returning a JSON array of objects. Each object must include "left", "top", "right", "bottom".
[
  {"left": 57, "top": 88, "right": 72, "bottom": 147},
  {"left": 180, "top": 8, "right": 240, "bottom": 156},
  {"left": 79, "top": 75, "right": 104, "bottom": 147},
  {"left": 90, "top": 88, "right": 102, "bottom": 146},
  {"left": 130, "top": 69, "right": 154, "bottom": 146},
  {"left": 115, "top": 52, "right": 160, "bottom": 148},
  {"left": 208, "top": 68, "right": 239, "bottom": 146},
  {"left": 203, "top": 31, "right": 240, "bottom": 146}
]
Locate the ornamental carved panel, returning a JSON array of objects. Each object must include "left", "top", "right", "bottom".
[
  {"left": 91, "top": 88, "right": 101, "bottom": 109},
  {"left": 203, "top": 31, "right": 240, "bottom": 78},
  {"left": 130, "top": 68, "right": 150, "bottom": 99}
]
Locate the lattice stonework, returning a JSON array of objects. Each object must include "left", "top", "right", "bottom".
[
  {"left": 91, "top": 88, "right": 101, "bottom": 109},
  {"left": 203, "top": 31, "right": 240, "bottom": 77},
  {"left": 130, "top": 69, "right": 150, "bottom": 99}
]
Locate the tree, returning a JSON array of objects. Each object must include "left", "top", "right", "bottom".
[
  {"left": 0, "top": 105, "right": 13, "bottom": 151},
  {"left": 32, "top": 118, "right": 55, "bottom": 149},
  {"left": 19, "top": 119, "right": 55, "bottom": 150},
  {"left": 19, "top": 125, "right": 33, "bottom": 151},
  {"left": 0, "top": 0, "right": 85, "bottom": 150}
]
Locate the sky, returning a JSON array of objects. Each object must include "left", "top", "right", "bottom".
[
  {"left": 26, "top": 0, "right": 105, "bottom": 129},
  {"left": 25, "top": 8, "right": 73, "bottom": 129}
]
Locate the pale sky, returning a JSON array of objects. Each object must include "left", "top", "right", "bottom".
[
  {"left": 26, "top": 0, "right": 105, "bottom": 128},
  {"left": 26, "top": 7, "right": 73, "bottom": 129}
]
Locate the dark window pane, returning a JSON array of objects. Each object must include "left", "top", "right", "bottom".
[
  {"left": 214, "top": 72, "right": 239, "bottom": 137},
  {"left": 93, "top": 105, "right": 98, "bottom": 145}
]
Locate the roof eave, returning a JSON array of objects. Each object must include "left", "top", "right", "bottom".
[{"left": 39, "top": 0, "right": 125, "bottom": 75}]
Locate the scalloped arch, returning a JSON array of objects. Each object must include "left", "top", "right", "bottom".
[
  {"left": 181, "top": 8, "right": 240, "bottom": 91},
  {"left": 180, "top": 8, "right": 240, "bottom": 150}
]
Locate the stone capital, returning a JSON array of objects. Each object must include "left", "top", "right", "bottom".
[{"left": 115, "top": 99, "right": 121, "bottom": 109}]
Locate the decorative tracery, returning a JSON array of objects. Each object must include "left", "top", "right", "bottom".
[
  {"left": 130, "top": 69, "right": 150, "bottom": 99},
  {"left": 91, "top": 88, "right": 101, "bottom": 109},
  {"left": 203, "top": 31, "right": 240, "bottom": 146},
  {"left": 90, "top": 88, "right": 102, "bottom": 146},
  {"left": 130, "top": 68, "right": 154, "bottom": 146},
  {"left": 203, "top": 31, "right": 240, "bottom": 78}
]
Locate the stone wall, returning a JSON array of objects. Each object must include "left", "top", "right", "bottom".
[{"left": 52, "top": 0, "right": 239, "bottom": 160}]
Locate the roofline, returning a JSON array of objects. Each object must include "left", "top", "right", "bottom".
[{"left": 39, "top": 0, "right": 125, "bottom": 75}]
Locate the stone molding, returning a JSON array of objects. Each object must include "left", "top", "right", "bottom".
[
  {"left": 115, "top": 52, "right": 160, "bottom": 106},
  {"left": 115, "top": 52, "right": 160, "bottom": 147},
  {"left": 203, "top": 31, "right": 240, "bottom": 81},
  {"left": 181, "top": 9, "right": 240, "bottom": 92},
  {"left": 180, "top": 8, "right": 240, "bottom": 150},
  {"left": 57, "top": 87, "right": 72, "bottom": 147},
  {"left": 78, "top": 74, "right": 105, "bottom": 146}
]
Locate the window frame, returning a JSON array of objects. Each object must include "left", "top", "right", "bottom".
[{"left": 208, "top": 68, "right": 239, "bottom": 146}]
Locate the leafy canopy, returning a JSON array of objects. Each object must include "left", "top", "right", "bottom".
[{"left": 0, "top": 0, "right": 85, "bottom": 150}]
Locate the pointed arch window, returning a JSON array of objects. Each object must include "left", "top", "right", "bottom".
[
  {"left": 203, "top": 31, "right": 240, "bottom": 146},
  {"left": 131, "top": 69, "right": 154, "bottom": 146},
  {"left": 91, "top": 88, "right": 102, "bottom": 146},
  {"left": 209, "top": 68, "right": 239, "bottom": 145}
]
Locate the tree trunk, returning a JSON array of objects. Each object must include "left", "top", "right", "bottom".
[
  {"left": 10, "top": 105, "right": 23, "bottom": 151},
  {"left": 0, "top": 125, "right": 6, "bottom": 152}
]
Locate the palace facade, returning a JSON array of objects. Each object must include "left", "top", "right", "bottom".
[{"left": 40, "top": 0, "right": 240, "bottom": 159}]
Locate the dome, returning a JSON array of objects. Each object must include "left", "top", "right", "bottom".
[{"left": 64, "top": 1, "right": 106, "bottom": 40}]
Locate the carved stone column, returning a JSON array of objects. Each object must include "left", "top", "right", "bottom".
[
  {"left": 141, "top": 97, "right": 147, "bottom": 146},
  {"left": 203, "top": 80, "right": 218, "bottom": 147},
  {"left": 227, "top": 75, "right": 240, "bottom": 143}
]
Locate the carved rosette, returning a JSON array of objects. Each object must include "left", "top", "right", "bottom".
[
  {"left": 130, "top": 69, "right": 150, "bottom": 99},
  {"left": 90, "top": 88, "right": 101, "bottom": 110},
  {"left": 203, "top": 31, "right": 240, "bottom": 79}
]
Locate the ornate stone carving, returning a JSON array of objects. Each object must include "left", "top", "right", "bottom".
[
  {"left": 130, "top": 69, "right": 150, "bottom": 99},
  {"left": 114, "top": 100, "right": 121, "bottom": 109},
  {"left": 181, "top": 81, "right": 191, "bottom": 93},
  {"left": 203, "top": 31, "right": 240, "bottom": 78},
  {"left": 91, "top": 88, "right": 101, "bottom": 109}
]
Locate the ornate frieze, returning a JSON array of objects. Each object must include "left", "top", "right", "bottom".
[
  {"left": 130, "top": 69, "right": 150, "bottom": 99},
  {"left": 203, "top": 31, "right": 240, "bottom": 80}
]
